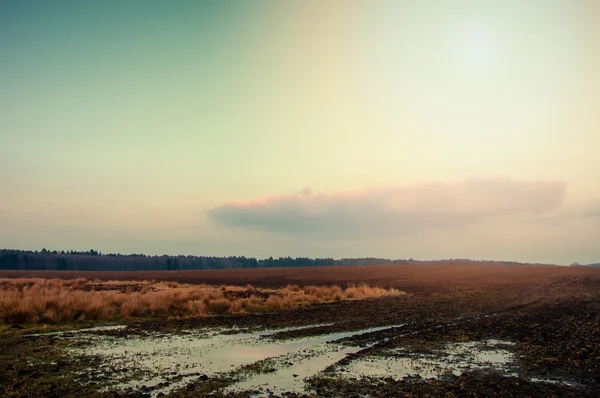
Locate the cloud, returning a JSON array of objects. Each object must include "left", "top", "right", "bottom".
[
  {"left": 579, "top": 204, "right": 600, "bottom": 218},
  {"left": 207, "top": 179, "right": 567, "bottom": 239}
]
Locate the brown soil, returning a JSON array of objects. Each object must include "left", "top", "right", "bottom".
[
  {"left": 1, "top": 264, "right": 598, "bottom": 292},
  {"left": 1, "top": 265, "right": 600, "bottom": 397}
]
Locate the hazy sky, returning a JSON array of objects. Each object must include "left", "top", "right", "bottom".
[{"left": 1, "top": 1, "right": 599, "bottom": 264}]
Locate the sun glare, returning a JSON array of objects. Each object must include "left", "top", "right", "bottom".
[{"left": 455, "top": 27, "right": 496, "bottom": 71}]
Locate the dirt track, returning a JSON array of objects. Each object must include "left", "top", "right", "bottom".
[{"left": 1, "top": 265, "right": 599, "bottom": 292}]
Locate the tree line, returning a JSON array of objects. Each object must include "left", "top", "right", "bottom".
[{"left": 0, "top": 249, "right": 558, "bottom": 271}]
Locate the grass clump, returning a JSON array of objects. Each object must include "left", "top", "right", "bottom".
[{"left": 0, "top": 278, "right": 404, "bottom": 324}]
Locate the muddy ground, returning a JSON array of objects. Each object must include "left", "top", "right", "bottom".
[
  {"left": 2, "top": 265, "right": 598, "bottom": 291},
  {"left": 1, "top": 267, "right": 599, "bottom": 397}
]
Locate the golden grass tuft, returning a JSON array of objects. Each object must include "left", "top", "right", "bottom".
[{"left": 0, "top": 278, "right": 404, "bottom": 324}]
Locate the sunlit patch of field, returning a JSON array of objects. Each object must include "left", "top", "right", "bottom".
[{"left": 0, "top": 278, "right": 404, "bottom": 324}]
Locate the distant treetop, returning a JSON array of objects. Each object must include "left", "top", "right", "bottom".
[{"left": 0, "top": 249, "right": 561, "bottom": 271}]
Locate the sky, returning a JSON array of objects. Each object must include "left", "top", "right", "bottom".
[{"left": 1, "top": 1, "right": 599, "bottom": 264}]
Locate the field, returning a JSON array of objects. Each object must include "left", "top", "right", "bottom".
[
  {"left": 2, "top": 264, "right": 597, "bottom": 291},
  {"left": 1, "top": 265, "right": 599, "bottom": 397}
]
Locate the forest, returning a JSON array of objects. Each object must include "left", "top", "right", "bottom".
[{"left": 0, "top": 249, "right": 558, "bottom": 271}]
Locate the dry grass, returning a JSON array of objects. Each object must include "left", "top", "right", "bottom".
[{"left": 0, "top": 278, "right": 403, "bottom": 324}]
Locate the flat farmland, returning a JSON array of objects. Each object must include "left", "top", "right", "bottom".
[
  {"left": 2, "top": 265, "right": 600, "bottom": 397},
  {"left": 1, "top": 265, "right": 598, "bottom": 292}
]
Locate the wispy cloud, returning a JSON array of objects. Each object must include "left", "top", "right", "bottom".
[
  {"left": 208, "top": 179, "right": 567, "bottom": 239},
  {"left": 579, "top": 204, "right": 600, "bottom": 218}
]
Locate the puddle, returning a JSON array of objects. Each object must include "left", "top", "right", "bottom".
[
  {"left": 66, "top": 323, "right": 403, "bottom": 396},
  {"left": 335, "top": 339, "right": 519, "bottom": 380},
  {"left": 25, "top": 325, "right": 127, "bottom": 337},
  {"left": 52, "top": 325, "right": 579, "bottom": 396},
  {"left": 530, "top": 378, "right": 583, "bottom": 388},
  {"left": 225, "top": 325, "right": 403, "bottom": 396},
  {"left": 227, "top": 343, "right": 359, "bottom": 396}
]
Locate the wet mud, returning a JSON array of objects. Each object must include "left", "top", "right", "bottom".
[{"left": 1, "top": 271, "right": 600, "bottom": 397}]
